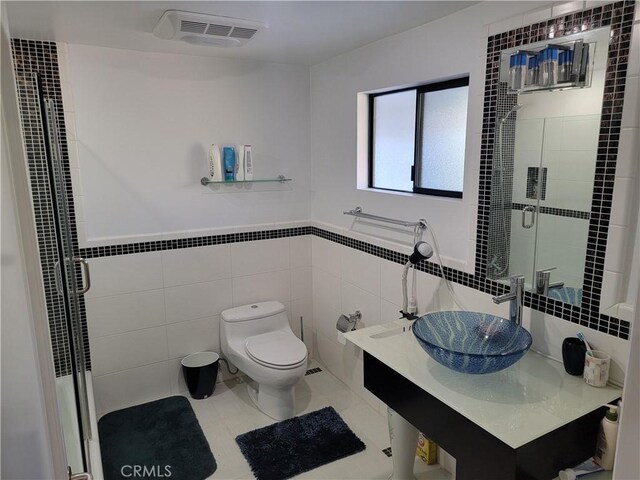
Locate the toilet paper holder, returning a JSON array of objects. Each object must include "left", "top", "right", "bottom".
[{"left": 336, "top": 311, "right": 362, "bottom": 333}]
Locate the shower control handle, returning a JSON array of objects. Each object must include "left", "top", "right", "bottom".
[{"left": 521, "top": 205, "right": 536, "bottom": 229}]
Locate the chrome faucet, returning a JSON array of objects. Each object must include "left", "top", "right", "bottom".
[
  {"left": 535, "top": 267, "right": 564, "bottom": 295},
  {"left": 492, "top": 275, "right": 525, "bottom": 325}
]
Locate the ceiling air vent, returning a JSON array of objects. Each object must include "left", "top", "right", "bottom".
[
  {"left": 180, "top": 20, "right": 207, "bottom": 34},
  {"left": 230, "top": 27, "right": 258, "bottom": 40},
  {"left": 154, "top": 10, "right": 266, "bottom": 48}
]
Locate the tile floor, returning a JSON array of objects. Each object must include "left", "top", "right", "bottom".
[{"left": 185, "top": 361, "right": 452, "bottom": 480}]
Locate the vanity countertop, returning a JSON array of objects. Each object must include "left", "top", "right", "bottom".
[{"left": 344, "top": 321, "right": 622, "bottom": 450}]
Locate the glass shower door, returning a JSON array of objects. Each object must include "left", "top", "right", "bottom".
[{"left": 35, "top": 73, "right": 93, "bottom": 478}]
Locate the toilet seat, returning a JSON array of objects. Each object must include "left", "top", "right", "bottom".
[{"left": 245, "top": 331, "right": 307, "bottom": 369}]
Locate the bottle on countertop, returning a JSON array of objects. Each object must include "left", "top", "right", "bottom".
[{"left": 594, "top": 404, "right": 619, "bottom": 470}]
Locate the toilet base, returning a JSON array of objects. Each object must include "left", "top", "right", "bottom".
[{"left": 247, "top": 382, "right": 295, "bottom": 421}]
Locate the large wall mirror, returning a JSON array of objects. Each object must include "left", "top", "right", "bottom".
[
  {"left": 488, "top": 27, "right": 609, "bottom": 305},
  {"left": 476, "top": 2, "right": 636, "bottom": 339}
]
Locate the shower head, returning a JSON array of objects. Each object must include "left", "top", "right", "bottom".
[{"left": 408, "top": 241, "right": 434, "bottom": 264}]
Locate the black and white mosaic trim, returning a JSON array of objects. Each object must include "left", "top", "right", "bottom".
[
  {"left": 511, "top": 203, "right": 591, "bottom": 220},
  {"left": 77, "top": 225, "right": 630, "bottom": 340},
  {"left": 11, "top": 39, "right": 91, "bottom": 377},
  {"left": 476, "top": 1, "right": 635, "bottom": 336},
  {"left": 79, "top": 227, "right": 311, "bottom": 259}
]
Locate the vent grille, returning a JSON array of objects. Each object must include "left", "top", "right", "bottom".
[
  {"left": 230, "top": 27, "right": 258, "bottom": 39},
  {"left": 180, "top": 20, "right": 207, "bottom": 34},
  {"left": 206, "top": 23, "right": 233, "bottom": 36},
  {"left": 155, "top": 11, "right": 265, "bottom": 46}
]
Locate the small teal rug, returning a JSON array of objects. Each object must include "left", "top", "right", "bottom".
[
  {"left": 236, "top": 406, "right": 366, "bottom": 480},
  {"left": 98, "top": 396, "right": 216, "bottom": 480}
]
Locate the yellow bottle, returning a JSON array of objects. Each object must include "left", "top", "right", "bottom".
[{"left": 416, "top": 432, "right": 437, "bottom": 465}]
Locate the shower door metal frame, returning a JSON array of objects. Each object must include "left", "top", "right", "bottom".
[{"left": 35, "top": 72, "right": 92, "bottom": 475}]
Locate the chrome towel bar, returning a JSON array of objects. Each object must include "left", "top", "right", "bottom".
[{"left": 343, "top": 206, "right": 427, "bottom": 229}]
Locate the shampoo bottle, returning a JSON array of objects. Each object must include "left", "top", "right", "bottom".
[
  {"left": 223, "top": 146, "right": 236, "bottom": 181},
  {"left": 594, "top": 404, "right": 619, "bottom": 470},
  {"left": 244, "top": 145, "right": 253, "bottom": 180},
  {"left": 208, "top": 144, "right": 223, "bottom": 182},
  {"left": 235, "top": 144, "right": 245, "bottom": 181}
]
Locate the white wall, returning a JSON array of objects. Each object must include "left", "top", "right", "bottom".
[
  {"left": 86, "top": 235, "right": 312, "bottom": 415},
  {"left": 60, "top": 44, "right": 310, "bottom": 244},
  {"left": 309, "top": 1, "right": 553, "bottom": 271},
  {"left": 1, "top": 6, "right": 58, "bottom": 477},
  {"left": 1, "top": 103, "right": 56, "bottom": 480},
  {"left": 614, "top": 286, "right": 640, "bottom": 479}
]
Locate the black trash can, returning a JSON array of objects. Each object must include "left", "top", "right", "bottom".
[{"left": 181, "top": 352, "right": 220, "bottom": 399}]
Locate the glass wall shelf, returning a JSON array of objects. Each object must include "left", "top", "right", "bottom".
[{"left": 200, "top": 175, "right": 291, "bottom": 186}]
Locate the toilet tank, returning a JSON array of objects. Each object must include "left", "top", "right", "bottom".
[{"left": 221, "top": 301, "right": 290, "bottom": 343}]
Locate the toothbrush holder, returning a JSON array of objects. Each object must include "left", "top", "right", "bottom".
[{"left": 562, "top": 337, "right": 586, "bottom": 376}]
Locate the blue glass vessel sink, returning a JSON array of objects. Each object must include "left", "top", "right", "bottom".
[{"left": 412, "top": 311, "right": 532, "bottom": 374}]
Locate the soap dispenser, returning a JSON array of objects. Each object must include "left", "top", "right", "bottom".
[{"left": 594, "top": 404, "right": 618, "bottom": 470}]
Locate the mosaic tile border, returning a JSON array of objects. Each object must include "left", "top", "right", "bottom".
[
  {"left": 11, "top": 39, "right": 91, "bottom": 377},
  {"left": 511, "top": 203, "right": 591, "bottom": 220},
  {"left": 78, "top": 225, "right": 630, "bottom": 340},
  {"left": 79, "top": 227, "right": 312, "bottom": 258},
  {"left": 475, "top": 1, "right": 635, "bottom": 334}
]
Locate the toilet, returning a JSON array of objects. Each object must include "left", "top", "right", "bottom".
[{"left": 220, "top": 301, "right": 307, "bottom": 420}]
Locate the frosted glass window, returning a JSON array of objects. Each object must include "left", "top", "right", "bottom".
[
  {"left": 417, "top": 85, "right": 469, "bottom": 194},
  {"left": 371, "top": 90, "right": 416, "bottom": 192},
  {"left": 368, "top": 77, "right": 468, "bottom": 197}
]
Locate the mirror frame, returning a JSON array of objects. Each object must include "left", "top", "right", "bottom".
[{"left": 474, "top": 1, "right": 636, "bottom": 339}]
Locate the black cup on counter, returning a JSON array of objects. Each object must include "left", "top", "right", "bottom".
[{"left": 562, "top": 337, "right": 587, "bottom": 375}]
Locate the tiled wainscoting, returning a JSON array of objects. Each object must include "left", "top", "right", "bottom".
[
  {"left": 86, "top": 235, "right": 312, "bottom": 415},
  {"left": 86, "top": 221, "right": 633, "bottom": 418}
]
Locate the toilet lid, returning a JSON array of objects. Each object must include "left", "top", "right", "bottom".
[{"left": 245, "top": 332, "right": 307, "bottom": 367}]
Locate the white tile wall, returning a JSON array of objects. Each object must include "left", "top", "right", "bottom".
[
  {"left": 166, "top": 316, "right": 219, "bottom": 360},
  {"left": 164, "top": 280, "right": 232, "bottom": 324},
  {"left": 232, "top": 269, "right": 291, "bottom": 306},
  {"left": 85, "top": 251, "right": 163, "bottom": 298},
  {"left": 90, "top": 326, "right": 168, "bottom": 376},
  {"left": 231, "top": 238, "right": 290, "bottom": 277},
  {"left": 161, "top": 244, "right": 231, "bottom": 287},
  {"left": 85, "top": 289, "right": 165, "bottom": 338},
  {"left": 93, "top": 362, "right": 171, "bottom": 415},
  {"left": 88, "top": 236, "right": 312, "bottom": 415}
]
